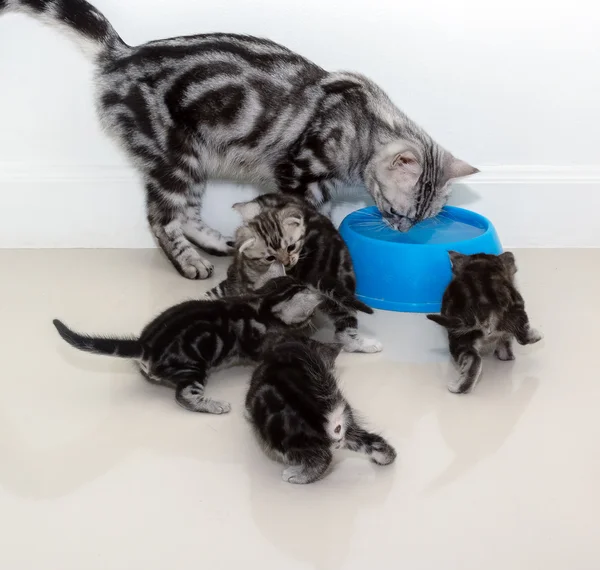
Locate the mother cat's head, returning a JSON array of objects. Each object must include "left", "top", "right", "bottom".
[
  {"left": 325, "top": 73, "right": 479, "bottom": 232},
  {"left": 365, "top": 139, "right": 479, "bottom": 232}
]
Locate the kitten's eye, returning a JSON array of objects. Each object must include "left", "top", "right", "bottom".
[
  {"left": 287, "top": 244, "right": 295, "bottom": 253},
  {"left": 265, "top": 255, "right": 276, "bottom": 262}
]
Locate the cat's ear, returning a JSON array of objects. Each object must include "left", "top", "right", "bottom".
[
  {"left": 390, "top": 150, "right": 421, "bottom": 174},
  {"left": 499, "top": 251, "right": 517, "bottom": 275},
  {"left": 445, "top": 157, "right": 479, "bottom": 181},
  {"left": 233, "top": 200, "right": 262, "bottom": 221},
  {"left": 238, "top": 238, "right": 256, "bottom": 254},
  {"left": 448, "top": 250, "right": 468, "bottom": 272},
  {"left": 235, "top": 225, "right": 256, "bottom": 253},
  {"left": 280, "top": 207, "right": 304, "bottom": 228},
  {"left": 316, "top": 342, "right": 343, "bottom": 368}
]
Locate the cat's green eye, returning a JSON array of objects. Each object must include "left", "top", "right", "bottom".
[{"left": 266, "top": 255, "right": 276, "bottom": 262}]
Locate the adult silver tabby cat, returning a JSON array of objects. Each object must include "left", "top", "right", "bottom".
[{"left": 1, "top": 0, "right": 479, "bottom": 279}]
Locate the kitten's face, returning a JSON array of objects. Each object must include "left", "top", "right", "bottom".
[
  {"left": 367, "top": 141, "right": 478, "bottom": 232},
  {"left": 236, "top": 207, "right": 306, "bottom": 278}
]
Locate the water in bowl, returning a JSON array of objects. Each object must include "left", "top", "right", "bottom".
[{"left": 346, "top": 207, "right": 486, "bottom": 245}]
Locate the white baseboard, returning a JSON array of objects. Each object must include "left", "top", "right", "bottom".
[{"left": 1, "top": 163, "right": 598, "bottom": 248}]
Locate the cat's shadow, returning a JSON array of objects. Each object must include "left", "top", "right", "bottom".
[{"left": 245, "top": 443, "right": 396, "bottom": 570}]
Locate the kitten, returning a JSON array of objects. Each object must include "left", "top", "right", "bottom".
[
  {"left": 53, "top": 277, "right": 322, "bottom": 414},
  {"left": 208, "top": 193, "right": 382, "bottom": 353},
  {"left": 245, "top": 335, "right": 396, "bottom": 484},
  {"left": 1, "top": 0, "right": 478, "bottom": 280},
  {"left": 427, "top": 252, "right": 542, "bottom": 394}
]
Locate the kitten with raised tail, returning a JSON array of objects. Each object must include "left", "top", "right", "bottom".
[
  {"left": 427, "top": 251, "right": 542, "bottom": 394},
  {"left": 208, "top": 193, "right": 382, "bottom": 353},
  {"left": 53, "top": 277, "right": 322, "bottom": 414},
  {"left": 245, "top": 336, "right": 396, "bottom": 484},
  {"left": 1, "top": 0, "right": 478, "bottom": 279}
]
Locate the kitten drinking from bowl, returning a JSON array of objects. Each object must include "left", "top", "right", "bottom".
[{"left": 427, "top": 252, "right": 542, "bottom": 394}]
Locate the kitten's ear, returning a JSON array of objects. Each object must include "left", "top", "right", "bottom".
[
  {"left": 316, "top": 342, "right": 343, "bottom": 368},
  {"left": 446, "top": 157, "right": 480, "bottom": 180},
  {"left": 233, "top": 200, "right": 262, "bottom": 221},
  {"left": 235, "top": 225, "right": 256, "bottom": 253},
  {"left": 281, "top": 207, "right": 304, "bottom": 228},
  {"left": 390, "top": 150, "right": 421, "bottom": 174},
  {"left": 499, "top": 251, "right": 517, "bottom": 275},
  {"left": 238, "top": 238, "right": 256, "bottom": 254},
  {"left": 448, "top": 250, "right": 468, "bottom": 272}
]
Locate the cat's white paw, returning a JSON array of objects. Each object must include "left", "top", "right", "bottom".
[
  {"left": 176, "top": 250, "right": 214, "bottom": 280},
  {"left": 336, "top": 329, "right": 383, "bottom": 353},
  {"left": 526, "top": 328, "right": 543, "bottom": 344},
  {"left": 203, "top": 399, "right": 231, "bottom": 414},
  {"left": 282, "top": 466, "right": 312, "bottom": 484}
]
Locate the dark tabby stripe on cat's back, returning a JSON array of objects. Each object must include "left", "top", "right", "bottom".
[{"left": 1, "top": 0, "right": 478, "bottom": 279}]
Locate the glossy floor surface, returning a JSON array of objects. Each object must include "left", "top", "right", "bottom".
[{"left": 1, "top": 249, "right": 595, "bottom": 570}]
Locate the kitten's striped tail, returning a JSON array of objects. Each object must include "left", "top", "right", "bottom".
[
  {"left": 53, "top": 319, "right": 143, "bottom": 359},
  {"left": 0, "top": 0, "right": 128, "bottom": 60}
]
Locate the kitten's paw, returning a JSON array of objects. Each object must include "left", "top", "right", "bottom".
[
  {"left": 203, "top": 399, "right": 231, "bottom": 414},
  {"left": 175, "top": 250, "right": 214, "bottom": 280},
  {"left": 336, "top": 330, "right": 383, "bottom": 353},
  {"left": 370, "top": 441, "right": 397, "bottom": 466},
  {"left": 495, "top": 344, "right": 515, "bottom": 361},
  {"left": 282, "top": 466, "right": 313, "bottom": 485},
  {"left": 526, "top": 328, "right": 543, "bottom": 344}
]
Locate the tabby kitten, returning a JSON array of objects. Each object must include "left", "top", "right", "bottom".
[
  {"left": 1, "top": 0, "right": 478, "bottom": 279},
  {"left": 427, "top": 252, "right": 542, "bottom": 394},
  {"left": 246, "top": 335, "right": 396, "bottom": 484},
  {"left": 53, "top": 277, "right": 322, "bottom": 414},
  {"left": 208, "top": 193, "right": 381, "bottom": 353}
]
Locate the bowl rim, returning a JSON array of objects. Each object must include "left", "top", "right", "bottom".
[{"left": 340, "top": 205, "right": 495, "bottom": 249}]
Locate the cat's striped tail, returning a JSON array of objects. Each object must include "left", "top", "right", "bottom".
[
  {"left": 53, "top": 319, "right": 143, "bottom": 359},
  {"left": 0, "top": 0, "right": 128, "bottom": 60}
]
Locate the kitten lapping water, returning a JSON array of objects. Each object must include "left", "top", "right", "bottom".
[
  {"left": 208, "top": 193, "right": 382, "bottom": 353},
  {"left": 427, "top": 252, "right": 542, "bottom": 394},
  {"left": 53, "top": 277, "right": 322, "bottom": 414},
  {"left": 245, "top": 336, "right": 396, "bottom": 484}
]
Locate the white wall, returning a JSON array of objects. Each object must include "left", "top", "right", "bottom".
[{"left": 0, "top": 0, "right": 598, "bottom": 247}]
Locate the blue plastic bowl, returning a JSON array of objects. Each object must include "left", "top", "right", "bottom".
[{"left": 339, "top": 206, "right": 502, "bottom": 313}]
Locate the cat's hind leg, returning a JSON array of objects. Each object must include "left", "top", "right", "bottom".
[
  {"left": 495, "top": 334, "right": 515, "bottom": 361},
  {"left": 449, "top": 334, "right": 483, "bottom": 394},
  {"left": 183, "top": 182, "right": 233, "bottom": 257},
  {"left": 323, "top": 301, "right": 382, "bottom": 353},
  {"left": 281, "top": 448, "right": 332, "bottom": 484},
  {"left": 344, "top": 423, "right": 396, "bottom": 465},
  {"left": 152, "top": 365, "right": 230, "bottom": 414}
]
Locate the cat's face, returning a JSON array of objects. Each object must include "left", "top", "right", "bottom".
[
  {"left": 235, "top": 206, "right": 306, "bottom": 278},
  {"left": 366, "top": 141, "right": 478, "bottom": 232}
]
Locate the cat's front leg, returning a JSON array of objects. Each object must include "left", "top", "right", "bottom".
[
  {"left": 146, "top": 180, "right": 215, "bottom": 279},
  {"left": 449, "top": 334, "right": 483, "bottom": 394},
  {"left": 324, "top": 303, "right": 382, "bottom": 353}
]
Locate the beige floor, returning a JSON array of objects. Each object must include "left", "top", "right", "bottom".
[{"left": 0, "top": 249, "right": 596, "bottom": 570}]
